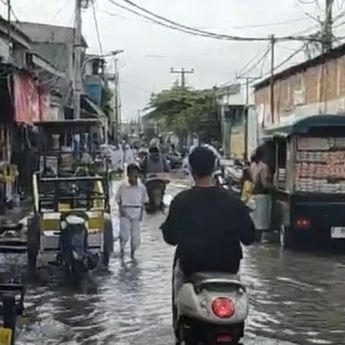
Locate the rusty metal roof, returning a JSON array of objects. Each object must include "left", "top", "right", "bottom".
[{"left": 254, "top": 43, "right": 345, "bottom": 90}]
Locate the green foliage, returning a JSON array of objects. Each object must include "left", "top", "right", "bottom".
[
  {"left": 145, "top": 86, "right": 220, "bottom": 142},
  {"left": 101, "top": 87, "right": 114, "bottom": 121}
]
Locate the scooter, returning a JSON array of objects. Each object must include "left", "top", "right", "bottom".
[
  {"left": 59, "top": 212, "right": 98, "bottom": 282},
  {"left": 145, "top": 173, "right": 170, "bottom": 214},
  {"left": 174, "top": 272, "right": 248, "bottom": 345}
]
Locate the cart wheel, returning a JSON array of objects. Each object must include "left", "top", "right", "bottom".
[
  {"left": 27, "top": 215, "right": 40, "bottom": 269},
  {"left": 280, "top": 225, "right": 295, "bottom": 249},
  {"left": 103, "top": 218, "right": 114, "bottom": 266}
]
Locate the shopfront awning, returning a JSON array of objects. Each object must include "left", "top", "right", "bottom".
[{"left": 263, "top": 114, "right": 345, "bottom": 138}]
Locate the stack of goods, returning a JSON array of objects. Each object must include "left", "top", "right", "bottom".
[{"left": 295, "top": 137, "right": 345, "bottom": 193}]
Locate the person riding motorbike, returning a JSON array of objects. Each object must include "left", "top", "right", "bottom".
[
  {"left": 141, "top": 145, "right": 170, "bottom": 175},
  {"left": 182, "top": 143, "right": 222, "bottom": 186},
  {"left": 160, "top": 146, "right": 255, "bottom": 331},
  {"left": 141, "top": 145, "right": 170, "bottom": 212}
]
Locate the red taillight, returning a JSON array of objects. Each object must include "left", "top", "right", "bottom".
[
  {"left": 217, "top": 334, "right": 234, "bottom": 343},
  {"left": 212, "top": 298, "right": 235, "bottom": 318},
  {"left": 295, "top": 218, "right": 311, "bottom": 229}
]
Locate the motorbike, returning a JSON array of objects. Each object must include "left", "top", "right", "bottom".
[
  {"left": 0, "top": 283, "right": 25, "bottom": 345},
  {"left": 174, "top": 272, "right": 248, "bottom": 345},
  {"left": 145, "top": 173, "right": 170, "bottom": 214},
  {"left": 166, "top": 152, "right": 183, "bottom": 170},
  {"left": 59, "top": 211, "right": 98, "bottom": 281}
]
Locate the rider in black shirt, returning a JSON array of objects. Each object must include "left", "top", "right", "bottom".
[{"left": 161, "top": 146, "right": 255, "bottom": 277}]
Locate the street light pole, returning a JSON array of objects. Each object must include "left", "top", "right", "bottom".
[
  {"left": 114, "top": 58, "right": 121, "bottom": 145},
  {"left": 73, "top": 0, "right": 83, "bottom": 120}
]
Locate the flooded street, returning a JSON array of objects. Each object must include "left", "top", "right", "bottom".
[{"left": 6, "top": 179, "right": 345, "bottom": 345}]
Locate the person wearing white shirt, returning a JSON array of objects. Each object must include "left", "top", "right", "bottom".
[{"left": 115, "top": 164, "right": 149, "bottom": 259}]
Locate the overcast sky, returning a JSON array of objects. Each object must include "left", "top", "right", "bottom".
[{"left": 2, "top": 0, "right": 345, "bottom": 120}]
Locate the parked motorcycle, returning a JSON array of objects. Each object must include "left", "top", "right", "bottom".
[
  {"left": 174, "top": 272, "right": 248, "bottom": 345},
  {"left": 0, "top": 283, "right": 25, "bottom": 345},
  {"left": 59, "top": 211, "right": 98, "bottom": 281},
  {"left": 145, "top": 173, "right": 170, "bottom": 214}
]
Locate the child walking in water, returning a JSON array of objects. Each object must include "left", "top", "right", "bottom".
[{"left": 116, "top": 164, "right": 148, "bottom": 259}]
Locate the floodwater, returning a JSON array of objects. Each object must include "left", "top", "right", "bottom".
[{"left": 2, "top": 180, "right": 345, "bottom": 345}]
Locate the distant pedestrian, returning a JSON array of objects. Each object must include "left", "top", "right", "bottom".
[
  {"left": 115, "top": 164, "right": 149, "bottom": 259},
  {"left": 124, "top": 144, "right": 135, "bottom": 165}
]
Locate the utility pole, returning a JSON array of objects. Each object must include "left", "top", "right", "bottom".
[
  {"left": 236, "top": 75, "right": 261, "bottom": 161},
  {"left": 73, "top": 0, "right": 94, "bottom": 119},
  {"left": 269, "top": 35, "right": 276, "bottom": 125},
  {"left": 7, "top": 0, "right": 11, "bottom": 61},
  {"left": 73, "top": 0, "right": 83, "bottom": 120},
  {"left": 323, "top": 0, "right": 334, "bottom": 52},
  {"left": 114, "top": 58, "right": 121, "bottom": 144},
  {"left": 170, "top": 68, "right": 194, "bottom": 88}
]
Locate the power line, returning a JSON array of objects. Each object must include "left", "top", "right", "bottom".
[
  {"left": 52, "top": 0, "right": 70, "bottom": 21},
  {"left": 272, "top": 44, "right": 306, "bottom": 74},
  {"left": 108, "top": 0, "right": 266, "bottom": 41},
  {"left": 237, "top": 46, "right": 268, "bottom": 76},
  {"left": 100, "top": 7, "right": 309, "bottom": 30},
  {"left": 121, "top": 0, "right": 323, "bottom": 41},
  {"left": 210, "top": 17, "right": 310, "bottom": 29},
  {"left": 0, "top": 0, "right": 20, "bottom": 24},
  {"left": 108, "top": 0, "right": 320, "bottom": 42},
  {"left": 92, "top": 2, "right": 103, "bottom": 54},
  {"left": 237, "top": 46, "right": 271, "bottom": 78}
]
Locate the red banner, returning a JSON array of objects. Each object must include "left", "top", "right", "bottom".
[{"left": 13, "top": 72, "right": 40, "bottom": 124}]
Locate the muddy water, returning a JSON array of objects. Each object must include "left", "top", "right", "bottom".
[{"left": 3, "top": 180, "right": 345, "bottom": 345}]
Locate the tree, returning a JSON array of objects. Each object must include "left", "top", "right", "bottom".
[
  {"left": 101, "top": 87, "right": 114, "bottom": 121},
  {"left": 145, "top": 86, "right": 220, "bottom": 143}
]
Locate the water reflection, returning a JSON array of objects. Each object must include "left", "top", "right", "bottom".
[{"left": 7, "top": 182, "right": 345, "bottom": 344}]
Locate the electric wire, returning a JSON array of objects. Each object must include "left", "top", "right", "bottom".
[
  {"left": 121, "top": 0, "right": 321, "bottom": 41},
  {"left": 237, "top": 46, "right": 271, "bottom": 78},
  {"left": 108, "top": 0, "right": 320, "bottom": 42},
  {"left": 92, "top": 2, "right": 103, "bottom": 54}
]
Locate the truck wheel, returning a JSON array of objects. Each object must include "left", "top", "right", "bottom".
[
  {"left": 27, "top": 215, "right": 40, "bottom": 269},
  {"left": 280, "top": 226, "right": 295, "bottom": 249},
  {"left": 103, "top": 218, "right": 114, "bottom": 266}
]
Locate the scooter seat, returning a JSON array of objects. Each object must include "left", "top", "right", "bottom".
[{"left": 187, "top": 272, "right": 244, "bottom": 289}]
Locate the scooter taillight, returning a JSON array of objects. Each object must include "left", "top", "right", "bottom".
[
  {"left": 216, "top": 334, "right": 234, "bottom": 343},
  {"left": 212, "top": 297, "right": 235, "bottom": 319}
]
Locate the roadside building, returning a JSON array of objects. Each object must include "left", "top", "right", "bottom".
[
  {"left": 17, "top": 22, "right": 88, "bottom": 120},
  {"left": 218, "top": 84, "right": 259, "bottom": 160},
  {"left": 0, "top": 19, "right": 62, "bottom": 211},
  {"left": 19, "top": 22, "right": 107, "bottom": 143},
  {"left": 254, "top": 42, "right": 345, "bottom": 128}
]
